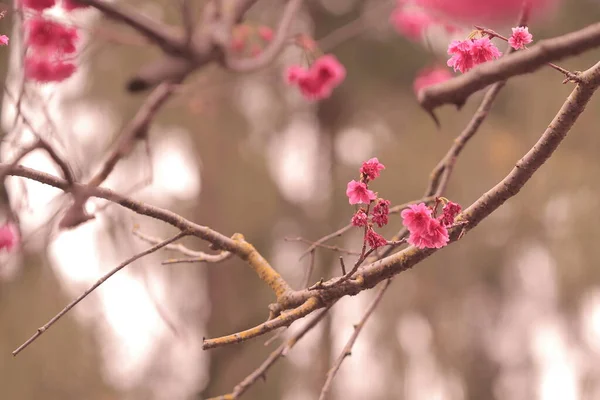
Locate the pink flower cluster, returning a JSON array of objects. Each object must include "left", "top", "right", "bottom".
[
  {"left": 20, "top": 0, "right": 88, "bottom": 83},
  {"left": 401, "top": 200, "right": 462, "bottom": 249},
  {"left": 285, "top": 54, "right": 346, "bottom": 101},
  {"left": 347, "top": 158, "right": 390, "bottom": 249},
  {"left": 0, "top": 223, "right": 19, "bottom": 252},
  {"left": 447, "top": 37, "right": 502, "bottom": 73}
]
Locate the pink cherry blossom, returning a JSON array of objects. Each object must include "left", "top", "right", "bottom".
[
  {"left": 360, "top": 158, "right": 385, "bottom": 181},
  {"left": 366, "top": 228, "right": 387, "bottom": 249},
  {"left": 0, "top": 35, "right": 8, "bottom": 46},
  {"left": 0, "top": 223, "right": 19, "bottom": 251},
  {"left": 447, "top": 39, "right": 474, "bottom": 73},
  {"left": 447, "top": 38, "right": 501, "bottom": 73},
  {"left": 258, "top": 26, "right": 273, "bottom": 42},
  {"left": 285, "top": 54, "right": 346, "bottom": 100},
  {"left": 20, "top": 0, "right": 56, "bottom": 11},
  {"left": 27, "top": 17, "right": 79, "bottom": 54},
  {"left": 390, "top": 8, "right": 436, "bottom": 41},
  {"left": 401, "top": 203, "right": 432, "bottom": 232},
  {"left": 351, "top": 209, "right": 368, "bottom": 227},
  {"left": 25, "top": 55, "right": 76, "bottom": 82},
  {"left": 439, "top": 201, "right": 462, "bottom": 226},
  {"left": 346, "top": 180, "right": 376, "bottom": 205},
  {"left": 407, "top": 218, "right": 449, "bottom": 249},
  {"left": 413, "top": 66, "right": 453, "bottom": 95},
  {"left": 508, "top": 26, "right": 533, "bottom": 50},
  {"left": 469, "top": 37, "right": 502, "bottom": 64},
  {"left": 372, "top": 199, "right": 391, "bottom": 228}
]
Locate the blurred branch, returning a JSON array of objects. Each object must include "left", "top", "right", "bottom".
[
  {"left": 318, "top": 279, "right": 391, "bottom": 400},
  {"left": 12, "top": 231, "right": 188, "bottom": 356},
  {"left": 207, "top": 305, "right": 332, "bottom": 400},
  {"left": 133, "top": 228, "right": 232, "bottom": 264},
  {"left": 221, "top": 0, "right": 304, "bottom": 72},
  {"left": 419, "top": 22, "right": 600, "bottom": 112}
]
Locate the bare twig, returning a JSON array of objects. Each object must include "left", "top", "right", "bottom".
[
  {"left": 318, "top": 279, "right": 392, "bottom": 400},
  {"left": 285, "top": 236, "right": 360, "bottom": 256},
  {"left": 12, "top": 231, "right": 187, "bottom": 356},
  {"left": 207, "top": 305, "right": 332, "bottom": 400}
]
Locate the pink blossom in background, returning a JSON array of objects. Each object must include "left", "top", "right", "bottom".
[
  {"left": 413, "top": 66, "right": 452, "bottom": 95},
  {"left": 0, "top": 223, "right": 19, "bottom": 251},
  {"left": 469, "top": 37, "right": 502, "bottom": 64},
  {"left": 0, "top": 35, "right": 8, "bottom": 46},
  {"left": 346, "top": 180, "right": 376, "bottom": 205},
  {"left": 414, "top": 0, "right": 557, "bottom": 24},
  {"left": 447, "top": 38, "right": 501, "bottom": 73},
  {"left": 351, "top": 209, "right": 368, "bottom": 227},
  {"left": 285, "top": 54, "right": 346, "bottom": 100},
  {"left": 401, "top": 203, "right": 432, "bottom": 232},
  {"left": 20, "top": 0, "right": 56, "bottom": 11},
  {"left": 258, "top": 26, "right": 273, "bottom": 42},
  {"left": 25, "top": 56, "right": 76, "bottom": 82},
  {"left": 439, "top": 201, "right": 462, "bottom": 226},
  {"left": 62, "top": 0, "right": 89, "bottom": 10},
  {"left": 407, "top": 218, "right": 449, "bottom": 249},
  {"left": 372, "top": 199, "right": 391, "bottom": 228},
  {"left": 508, "top": 26, "right": 533, "bottom": 50},
  {"left": 366, "top": 228, "right": 387, "bottom": 249},
  {"left": 26, "top": 17, "right": 79, "bottom": 54},
  {"left": 390, "top": 8, "right": 436, "bottom": 41},
  {"left": 360, "top": 158, "right": 385, "bottom": 181}
]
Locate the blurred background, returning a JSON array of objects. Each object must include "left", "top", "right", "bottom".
[{"left": 2, "top": 0, "right": 600, "bottom": 399}]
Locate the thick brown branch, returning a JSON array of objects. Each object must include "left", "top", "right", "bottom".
[{"left": 419, "top": 22, "right": 600, "bottom": 112}]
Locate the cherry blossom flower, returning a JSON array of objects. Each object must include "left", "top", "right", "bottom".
[
  {"left": 469, "top": 37, "right": 502, "bottom": 64},
  {"left": 390, "top": 8, "right": 436, "bottom": 41},
  {"left": 447, "top": 37, "right": 501, "bottom": 73},
  {"left": 25, "top": 55, "right": 76, "bottom": 82},
  {"left": 258, "top": 26, "right": 273, "bottom": 42},
  {"left": 372, "top": 199, "right": 391, "bottom": 228},
  {"left": 360, "top": 158, "right": 385, "bottom": 181},
  {"left": 0, "top": 223, "right": 19, "bottom": 251},
  {"left": 413, "top": 66, "right": 453, "bottom": 95},
  {"left": 0, "top": 35, "right": 8, "bottom": 46},
  {"left": 285, "top": 54, "right": 346, "bottom": 100},
  {"left": 407, "top": 218, "right": 449, "bottom": 249},
  {"left": 366, "top": 228, "right": 387, "bottom": 249},
  {"left": 351, "top": 209, "right": 368, "bottom": 227},
  {"left": 346, "top": 180, "right": 376, "bottom": 205},
  {"left": 508, "top": 26, "right": 533, "bottom": 50},
  {"left": 27, "top": 17, "right": 78, "bottom": 54},
  {"left": 20, "top": 0, "right": 56, "bottom": 11},
  {"left": 439, "top": 201, "right": 462, "bottom": 226},
  {"left": 401, "top": 203, "right": 432, "bottom": 232}
]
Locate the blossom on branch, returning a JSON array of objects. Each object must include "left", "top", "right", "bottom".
[
  {"left": 285, "top": 54, "right": 346, "bottom": 100},
  {"left": 62, "top": 0, "right": 89, "bottom": 10},
  {"left": 0, "top": 223, "right": 19, "bottom": 251},
  {"left": 366, "top": 228, "right": 387, "bottom": 249},
  {"left": 0, "top": 35, "right": 8, "bottom": 46},
  {"left": 447, "top": 37, "right": 501, "bottom": 73},
  {"left": 346, "top": 180, "right": 376, "bottom": 205},
  {"left": 351, "top": 209, "right": 368, "bottom": 227},
  {"left": 360, "top": 157, "right": 385, "bottom": 181},
  {"left": 509, "top": 26, "right": 533, "bottom": 50},
  {"left": 372, "top": 199, "right": 391, "bottom": 228},
  {"left": 27, "top": 17, "right": 78, "bottom": 54},
  {"left": 20, "top": 0, "right": 56, "bottom": 11}
]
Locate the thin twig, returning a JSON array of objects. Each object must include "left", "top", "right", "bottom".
[
  {"left": 12, "top": 231, "right": 187, "bottom": 356},
  {"left": 207, "top": 305, "right": 333, "bottom": 400},
  {"left": 285, "top": 236, "right": 361, "bottom": 256},
  {"left": 318, "top": 279, "right": 392, "bottom": 400}
]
